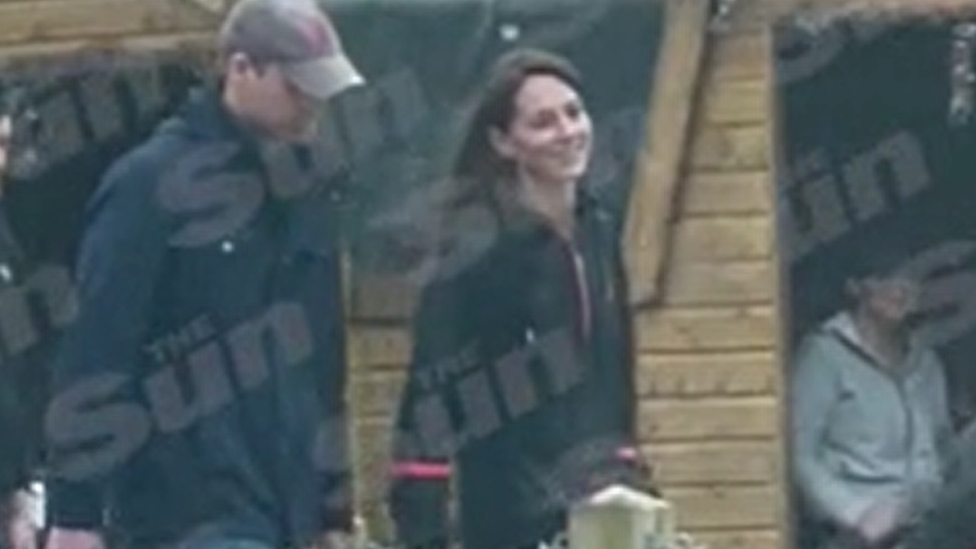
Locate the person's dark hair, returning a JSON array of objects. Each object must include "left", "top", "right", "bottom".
[
  {"left": 847, "top": 243, "right": 907, "bottom": 283},
  {"left": 842, "top": 242, "right": 910, "bottom": 309},
  {"left": 411, "top": 49, "right": 584, "bottom": 283},
  {"left": 447, "top": 48, "right": 583, "bottom": 210}
]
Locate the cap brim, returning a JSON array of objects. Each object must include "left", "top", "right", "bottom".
[{"left": 282, "top": 55, "right": 365, "bottom": 102}]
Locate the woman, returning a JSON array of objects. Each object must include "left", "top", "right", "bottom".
[
  {"left": 792, "top": 246, "right": 954, "bottom": 549},
  {"left": 387, "top": 49, "right": 649, "bottom": 549}
]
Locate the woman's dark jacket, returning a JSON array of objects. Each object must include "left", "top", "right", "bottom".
[{"left": 388, "top": 187, "right": 643, "bottom": 549}]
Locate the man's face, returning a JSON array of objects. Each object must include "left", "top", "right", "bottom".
[{"left": 227, "top": 56, "right": 320, "bottom": 142}]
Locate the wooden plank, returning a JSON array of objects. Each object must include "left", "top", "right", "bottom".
[
  {"left": 623, "top": 0, "right": 711, "bottom": 307},
  {"left": 350, "top": 274, "right": 418, "bottom": 321},
  {"left": 683, "top": 171, "right": 771, "bottom": 216},
  {"left": 354, "top": 419, "right": 395, "bottom": 496},
  {"left": 701, "top": 79, "right": 769, "bottom": 125},
  {"left": 665, "top": 484, "right": 780, "bottom": 529},
  {"left": 637, "top": 306, "right": 777, "bottom": 352},
  {"left": 662, "top": 260, "right": 775, "bottom": 306},
  {"left": 638, "top": 395, "right": 779, "bottom": 441},
  {"left": 352, "top": 368, "right": 408, "bottom": 419},
  {"left": 690, "top": 123, "right": 769, "bottom": 171},
  {"left": 636, "top": 350, "right": 777, "bottom": 397},
  {"left": 0, "top": 31, "right": 213, "bottom": 62},
  {"left": 712, "top": 33, "right": 767, "bottom": 82},
  {"left": 641, "top": 439, "right": 778, "bottom": 485},
  {"left": 359, "top": 501, "right": 395, "bottom": 545},
  {"left": 671, "top": 217, "right": 772, "bottom": 262},
  {"left": 720, "top": 0, "right": 778, "bottom": 35},
  {"left": 348, "top": 325, "right": 411, "bottom": 367},
  {"left": 692, "top": 529, "right": 781, "bottom": 549},
  {"left": 772, "top": 0, "right": 976, "bottom": 22},
  {"left": 0, "top": 0, "right": 214, "bottom": 45}
]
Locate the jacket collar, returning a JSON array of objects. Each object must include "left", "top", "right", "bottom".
[
  {"left": 822, "top": 312, "right": 925, "bottom": 374},
  {"left": 494, "top": 181, "right": 604, "bottom": 242}
]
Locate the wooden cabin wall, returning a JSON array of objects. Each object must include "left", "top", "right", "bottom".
[{"left": 631, "top": 11, "right": 785, "bottom": 549}]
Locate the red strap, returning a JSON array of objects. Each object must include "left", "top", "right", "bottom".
[
  {"left": 570, "top": 248, "right": 591, "bottom": 339},
  {"left": 391, "top": 461, "right": 452, "bottom": 479}
]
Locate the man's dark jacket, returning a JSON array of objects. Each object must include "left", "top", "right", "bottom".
[
  {"left": 388, "top": 189, "right": 644, "bottom": 549},
  {"left": 45, "top": 87, "right": 351, "bottom": 549}
]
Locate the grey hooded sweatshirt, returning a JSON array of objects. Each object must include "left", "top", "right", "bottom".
[{"left": 791, "top": 313, "right": 953, "bottom": 532}]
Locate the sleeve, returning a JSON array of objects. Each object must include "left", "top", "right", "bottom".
[
  {"left": 43, "top": 154, "right": 171, "bottom": 531},
  {"left": 388, "top": 277, "right": 473, "bottom": 549},
  {"left": 791, "top": 335, "right": 874, "bottom": 529}
]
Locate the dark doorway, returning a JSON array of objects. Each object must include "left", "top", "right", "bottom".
[{"left": 775, "top": 14, "right": 976, "bottom": 549}]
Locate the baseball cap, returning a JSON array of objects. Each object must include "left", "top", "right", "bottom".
[{"left": 218, "top": 0, "right": 365, "bottom": 101}]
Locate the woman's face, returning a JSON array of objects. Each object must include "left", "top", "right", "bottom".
[
  {"left": 855, "top": 275, "right": 919, "bottom": 325},
  {"left": 490, "top": 74, "right": 593, "bottom": 186}
]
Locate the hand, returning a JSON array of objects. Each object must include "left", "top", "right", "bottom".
[
  {"left": 43, "top": 528, "right": 105, "bottom": 549},
  {"left": 3, "top": 488, "right": 42, "bottom": 549},
  {"left": 3, "top": 509, "right": 36, "bottom": 549},
  {"left": 856, "top": 496, "right": 910, "bottom": 546}
]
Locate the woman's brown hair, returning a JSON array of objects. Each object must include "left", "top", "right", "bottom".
[{"left": 447, "top": 47, "right": 584, "bottom": 211}]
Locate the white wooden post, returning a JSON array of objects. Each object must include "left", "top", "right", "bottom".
[{"left": 567, "top": 484, "right": 677, "bottom": 549}]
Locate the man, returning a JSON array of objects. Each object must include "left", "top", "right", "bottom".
[{"left": 42, "top": 1, "right": 365, "bottom": 549}]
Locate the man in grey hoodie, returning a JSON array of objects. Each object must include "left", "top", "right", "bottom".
[{"left": 791, "top": 247, "right": 954, "bottom": 549}]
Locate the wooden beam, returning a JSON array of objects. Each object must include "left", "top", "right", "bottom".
[
  {"left": 0, "top": 0, "right": 215, "bottom": 45},
  {"left": 0, "top": 31, "right": 214, "bottom": 65},
  {"left": 771, "top": 0, "right": 976, "bottom": 23},
  {"left": 623, "top": 0, "right": 711, "bottom": 307}
]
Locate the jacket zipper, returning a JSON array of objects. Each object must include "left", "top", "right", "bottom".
[
  {"left": 896, "top": 379, "right": 915, "bottom": 489},
  {"left": 564, "top": 241, "right": 591, "bottom": 341}
]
